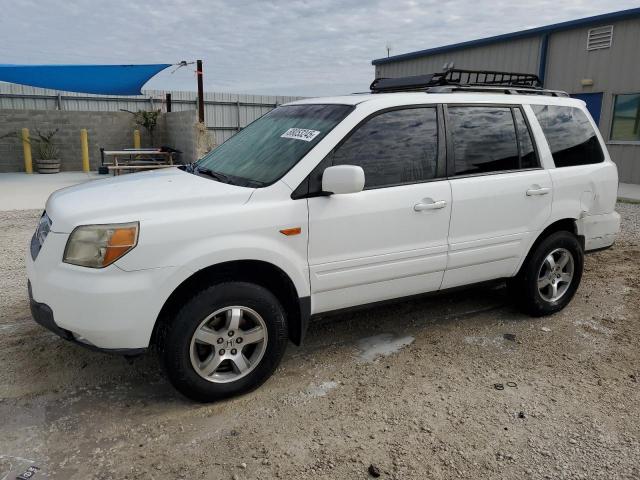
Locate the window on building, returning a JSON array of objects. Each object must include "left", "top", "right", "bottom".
[
  {"left": 513, "top": 108, "right": 539, "bottom": 169},
  {"left": 532, "top": 104, "right": 604, "bottom": 167},
  {"left": 447, "top": 106, "right": 520, "bottom": 175},
  {"left": 331, "top": 107, "right": 439, "bottom": 189},
  {"left": 610, "top": 94, "right": 640, "bottom": 142}
]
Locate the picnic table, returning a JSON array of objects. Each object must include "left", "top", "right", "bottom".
[{"left": 100, "top": 148, "right": 176, "bottom": 176}]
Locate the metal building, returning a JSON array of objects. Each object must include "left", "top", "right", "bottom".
[{"left": 372, "top": 7, "right": 640, "bottom": 185}]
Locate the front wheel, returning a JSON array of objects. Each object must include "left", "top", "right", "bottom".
[
  {"left": 160, "top": 282, "right": 289, "bottom": 402},
  {"left": 509, "top": 231, "right": 584, "bottom": 316}
]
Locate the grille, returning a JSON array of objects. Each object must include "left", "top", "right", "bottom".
[{"left": 31, "top": 212, "right": 51, "bottom": 260}]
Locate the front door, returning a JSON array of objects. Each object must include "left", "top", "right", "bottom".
[
  {"left": 306, "top": 106, "right": 452, "bottom": 313},
  {"left": 442, "top": 105, "right": 552, "bottom": 289}
]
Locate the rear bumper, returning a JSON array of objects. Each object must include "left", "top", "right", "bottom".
[
  {"left": 579, "top": 211, "right": 621, "bottom": 251},
  {"left": 28, "top": 281, "right": 146, "bottom": 356}
]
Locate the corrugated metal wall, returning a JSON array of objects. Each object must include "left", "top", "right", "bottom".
[
  {"left": 374, "top": 36, "right": 542, "bottom": 78},
  {"left": 0, "top": 83, "right": 303, "bottom": 146},
  {"left": 545, "top": 17, "right": 640, "bottom": 183},
  {"left": 373, "top": 17, "right": 640, "bottom": 184}
]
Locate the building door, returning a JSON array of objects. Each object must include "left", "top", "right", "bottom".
[{"left": 571, "top": 93, "right": 603, "bottom": 126}]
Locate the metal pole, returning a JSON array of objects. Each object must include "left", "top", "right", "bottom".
[
  {"left": 166, "top": 93, "right": 172, "bottom": 112},
  {"left": 80, "top": 129, "right": 90, "bottom": 172},
  {"left": 21, "top": 128, "right": 33, "bottom": 174},
  {"left": 196, "top": 60, "right": 205, "bottom": 123},
  {"left": 236, "top": 100, "right": 241, "bottom": 132}
]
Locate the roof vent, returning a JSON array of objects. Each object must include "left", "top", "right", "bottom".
[{"left": 587, "top": 25, "right": 613, "bottom": 51}]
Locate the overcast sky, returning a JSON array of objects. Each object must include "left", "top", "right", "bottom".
[{"left": 1, "top": 0, "right": 637, "bottom": 97}]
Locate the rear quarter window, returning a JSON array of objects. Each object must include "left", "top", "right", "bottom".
[{"left": 531, "top": 104, "right": 604, "bottom": 167}]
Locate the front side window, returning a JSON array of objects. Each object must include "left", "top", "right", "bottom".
[
  {"left": 610, "top": 94, "right": 640, "bottom": 142},
  {"left": 532, "top": 104, "right": 604, "bottom": 167},
  {"left": 196, "top": 104, "right": 353, "bottom": 186},
  {"left": 331, "top": 107, "right": 439, "bottom": 189},
  {"left": 448, "top": 106, "right": 520, "bottom": 175}
]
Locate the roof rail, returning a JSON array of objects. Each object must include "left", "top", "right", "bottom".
[
  {"left": 369, "top": 68, "right": 568, "bottom": 97},
  {"left": 426, "top": 85, "right": 569, "bottom": 97}
]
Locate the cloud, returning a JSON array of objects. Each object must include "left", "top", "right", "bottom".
[{"left": 0, "top": 0, "right": 636, "bottom": 96}]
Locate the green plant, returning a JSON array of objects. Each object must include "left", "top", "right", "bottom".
[
  {"left": 33, "top": 129, "right": 60, "bottom": 160},
  {"left": 1, "top": 128, "right": 60, "bottom": 159},
  {"left": 123, "top": 109, "right": 161, "bottom": 144}
]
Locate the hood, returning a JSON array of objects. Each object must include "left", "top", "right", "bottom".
[{"left": 46, "top": 168, "right": 254, "bottom": 233}]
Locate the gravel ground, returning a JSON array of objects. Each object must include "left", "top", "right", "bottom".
[{"left": 0, "top": 204, "right": 638, "bottom": 480}]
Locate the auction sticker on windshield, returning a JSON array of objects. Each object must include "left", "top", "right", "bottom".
[{"left": 281, "top": 128, "right": 321, "bottom": 142}]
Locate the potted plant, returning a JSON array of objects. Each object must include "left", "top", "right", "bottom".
[{"left": 33, "top": 129, "right": 61, "bottom": 173}]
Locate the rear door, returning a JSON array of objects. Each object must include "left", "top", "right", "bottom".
[
  {"left": 442, "top": 104, "right": 552, "bottom": 289},
  {"left": 307, "top": 106, "right": 452, "bottom": 313}
]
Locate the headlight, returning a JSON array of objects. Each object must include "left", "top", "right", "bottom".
[{"left": 63, "top": 222, "right": 139, "bottom": 268}]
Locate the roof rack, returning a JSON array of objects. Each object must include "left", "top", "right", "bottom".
[{"left": 369, "top": 68, "right": 568, "bottom": 97}]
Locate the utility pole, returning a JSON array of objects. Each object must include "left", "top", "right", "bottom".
[{"left": 196, "top": 59, "right": 205, "bottom": 123}]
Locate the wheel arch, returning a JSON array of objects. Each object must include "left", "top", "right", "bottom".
[
  {"left": 153, "top": 260, "right": 310, "bottom": 348},
  {"left": 515, "top": 218, "right": 584, "bottom": 276}
]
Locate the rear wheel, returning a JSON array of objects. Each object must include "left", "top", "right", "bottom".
[
  {"left": 161, "top": 282, "right": 288, "bottom": 402},
  {"left": 509, "top": 231, "right": 584, "bottom": 316}
]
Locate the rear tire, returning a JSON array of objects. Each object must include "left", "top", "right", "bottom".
[
  {"left": 508, "top": 231, "right": 584, "bottom": 316},
  {"left": 161, "top": 281, "right": 288, "bottom": 402}
]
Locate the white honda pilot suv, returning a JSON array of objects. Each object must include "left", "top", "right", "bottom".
[{"left": 27, "top": 71, "right": 621, "bottom": 401}]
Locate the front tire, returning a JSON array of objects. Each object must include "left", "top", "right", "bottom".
[
  {"left": 161, "top": 282, "right": 288, "bottom": 402},
  {"left": 509, "top": 231, "right": 584, "bottom": 316}
]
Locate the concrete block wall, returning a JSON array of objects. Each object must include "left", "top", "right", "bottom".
[
  {"left": 165, "top": 111, "right": 198, "bottom": 164},
  {"left": 0, "top": 109, "right": 169, "bottom": 172}
]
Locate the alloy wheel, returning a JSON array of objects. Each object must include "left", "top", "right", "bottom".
[
  {"left": 189, "top": 306, "right": 268, "bottom": 383},
  {"left": 537, "top": 247, "right": 574, "bottom": 303}
]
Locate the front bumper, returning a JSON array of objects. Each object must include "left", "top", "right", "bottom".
[
  {"left": 27, "top": 231, "right": 182, "bottom": 351},
  {"left": 28, "top": 281, "right": 146, "bottom": 356}
]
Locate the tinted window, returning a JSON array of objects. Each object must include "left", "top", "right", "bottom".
[
  {"left": 610, "top": 93, "right": 640, "bottom": 142},
  {"left": 332, "top": 107, "right": 438, "bottom": 188},
  {"left": 513, "top": 108, "right": 538, "bottom": 169},
  {"left": 448, "top": 106, "right": 519, "bottom": 175},
  {"left": 532, "top": 104, "right": 604, "bottom": 167},
  {"left": 197, "top": 104, "right": 353, "bottom": 186}
]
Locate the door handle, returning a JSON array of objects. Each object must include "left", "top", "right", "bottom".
[
  {"left": 526, "top": 187, "right": 551, "bottom": 196},
  {"left": 414, "top": 200, "right": 447, "bottom": 211}
]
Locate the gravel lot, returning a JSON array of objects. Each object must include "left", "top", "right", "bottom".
[{"left": 1, "top": 204, "right": 638, "bottom": 480}]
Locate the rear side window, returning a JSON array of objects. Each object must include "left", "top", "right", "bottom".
[
  {"left": 332, "top": 107, "right": 439, "bottom": 189},
  {"left": 447, "top": 106, "right": 519, "bottom": 175},
  {"left": 531, "top": 104, "right": 604, "bottom": 167}
]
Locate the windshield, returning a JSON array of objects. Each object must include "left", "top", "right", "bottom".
[{"left": 195, "top": 104, "right": 353, "bottom": 186}]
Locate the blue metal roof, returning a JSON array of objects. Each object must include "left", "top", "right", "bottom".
[{"left": 372, "top": 7, "right": 640, "bottom": 66}]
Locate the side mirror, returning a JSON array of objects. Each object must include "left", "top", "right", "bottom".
[{"left": 322, "top": 165, "right": 365, "bottom": 195}]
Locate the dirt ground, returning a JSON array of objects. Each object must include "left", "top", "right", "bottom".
[{"left": 1, "top": 204, "right": 638, "bottom": 480}]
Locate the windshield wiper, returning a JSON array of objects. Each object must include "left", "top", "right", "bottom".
[{"left": 195, "top": 166, "right": 232, "bottom": 184}]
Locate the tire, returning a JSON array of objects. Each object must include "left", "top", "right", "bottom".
[
  {"left": 508, "top": 231, "right": 584, "bottom": 317},
  {"left": 160, "top": 281, "right": 288, "bottom": 402}
]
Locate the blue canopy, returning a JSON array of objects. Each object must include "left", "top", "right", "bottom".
[{"left": 0, "top": 64, "right": 171, "bottom": 95}]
